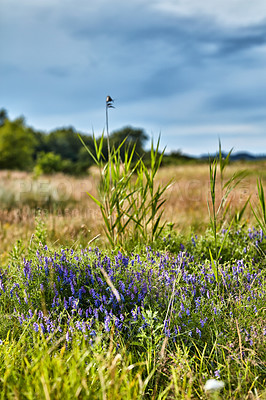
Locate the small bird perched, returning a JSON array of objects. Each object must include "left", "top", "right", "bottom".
[
  {"left": 106, "top": 95, "right": 113, "bottom": 103},
  {"left": 106, "top": 95, "right": 115, "bottom": 108}
]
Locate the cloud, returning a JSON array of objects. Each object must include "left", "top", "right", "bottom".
[
  {"left": 208, "top": 92, "right": 266, "bottom": 111},
  {"left": 153, "top": 0, "right": 266, "bottom": 27},
  {"left": 1, "top": 0, "right": 266, "bottom": 155},
  {"left": 211, "top": 23, "right": 266, "bottom": 58},
  {"left": 57, "top": 4, "right": 266, "bottom": 107}
]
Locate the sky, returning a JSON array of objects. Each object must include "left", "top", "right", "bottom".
[{"left": 1, "top": 0, "right": 266, "bottom": 156}]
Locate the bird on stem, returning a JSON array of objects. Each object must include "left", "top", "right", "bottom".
[{"left": 106, "top": 96, "right": 115, "bottom": 108}]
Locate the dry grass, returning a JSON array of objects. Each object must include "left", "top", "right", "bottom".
[
  {"left": 0, "top": 161, "right": 265, "bottom": 257},
  {"left": 155, "top": 162, "right": 264, "bottom": 232}
]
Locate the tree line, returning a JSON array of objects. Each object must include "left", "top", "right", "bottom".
[
  {"left": 0, "top": 108, "right": 152, "bottom": 174},
  {"left": 0, "top": 108, "right": 195, "bottom": 174}
]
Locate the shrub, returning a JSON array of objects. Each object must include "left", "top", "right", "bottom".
[{"left": 34, "top": 152, "right": 63, "bottom": 175}]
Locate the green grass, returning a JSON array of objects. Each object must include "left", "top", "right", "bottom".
[
  {"left": 0, "top": 146, "right": 266, "bottom": 399},
  {"left": 0, "top": 220, "right": 265, "bottom": 399}
]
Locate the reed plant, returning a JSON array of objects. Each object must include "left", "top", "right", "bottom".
[
  {"left": 251, "top": 178, "right": 266, "bottom": 236},
  {"left": 208, "top": 141, "right": 249, "bottom": 281},
  {"left": 79, "top": 133, "right": 171, "bottom": 248}
]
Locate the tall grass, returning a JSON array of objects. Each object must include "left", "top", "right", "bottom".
[
  {"left": 0, "top": 232, "right": 265, "bottom": 399},
  {"left": 79, "top": 133, "right": 171, "bottom": 248},
  {"left": 251, "top": 178, "right": 266, "bottom": 235},
  {"left": 0, "top": 140, "right": 266, "bottom": 399},
  {"left": 207, "top": 142, "right": 250, "bottom": 282},
  {"left": 0, "top": 162, "right": 263, "bottom": 255},
  {"left": 1, "top": 329, "right": 264, "bottom": 399}
]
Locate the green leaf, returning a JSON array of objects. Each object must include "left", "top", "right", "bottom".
[
  {"left": 217, "top": 218, "right": 233, "bottom": 260},
  {"left": 78, "top": 134, "right": 98, "bottom": 165},
  {"left": 234, "top": 195, "right": 250, "bottom": 223},
  {"left": 209, "top": 249, "right": 218, "bottom": 283},
  {"left": 86, "top": 192, "right": 103, "bottom": 208}
]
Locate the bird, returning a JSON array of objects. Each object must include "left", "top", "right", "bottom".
[
  {"left": 106, "top": 95, "right": 114, "bottom": 103},
  {"left": 106, "top": 95, "right": 115, "bottom": 108}
]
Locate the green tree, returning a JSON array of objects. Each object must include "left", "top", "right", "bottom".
[
  {"left": 0, "top": 108, "right": 8, "bottom": 127},
  {"left": 0, "top": 117, "right": 36, "bottom": 170},
  {"left": 46, "top": 127, "right": 83, "bottom": 162},
  {"left": 32, "top": 129, "right": 50, "bottom": 159},
  {"left": 109, "top": 126, "right": 148, "bottom": 161}
]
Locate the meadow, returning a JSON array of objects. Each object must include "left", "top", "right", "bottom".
[
  {"left": 0, "top": 160, "right": 265, "bottom": 254},
  {"left": 0, "top": 151, "right": 265, "bottom": 399}
]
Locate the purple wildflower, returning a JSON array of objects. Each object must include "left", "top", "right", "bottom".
[
  {"left": 196, "top": 327, "right": 201, "bottom": 337},
  {"left": 214, "top": 370, "right": 220, "bottom": 379},
  {"left": 0, "top": 280, "right": 5, "bottom": 292}
]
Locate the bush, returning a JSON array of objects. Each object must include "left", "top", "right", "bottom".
[{"left": 34, "top": 152, "right": 63, "bottom": 174}]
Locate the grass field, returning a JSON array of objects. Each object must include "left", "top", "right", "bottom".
[
  {"left": 0, "top": 161, "right": 265, "bottom": 253},
  {"left": 0, "top": 161, "right": 265, "bottom": 399}
]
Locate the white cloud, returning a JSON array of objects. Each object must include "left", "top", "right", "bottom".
[{"left": 152, "top": 0, "right": 266, "bottom": 26}]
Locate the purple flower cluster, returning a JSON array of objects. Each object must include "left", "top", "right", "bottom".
[{"left": 2, "top": 242, "right": 265, "bottom": 346}]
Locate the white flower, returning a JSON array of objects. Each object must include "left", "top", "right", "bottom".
[{"left": 204, "top": 379, "right": 225, "bottom": 392}]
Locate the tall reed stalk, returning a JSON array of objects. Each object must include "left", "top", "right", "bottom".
[
  {"left": 79, "top": 133, "right": 171, "bottom": 248},
  {"left": 208, "top": 141, "right": 248, "bottom": 281},
  {"left": 251, "top": 178, "right": 266, "bottom": 235}
]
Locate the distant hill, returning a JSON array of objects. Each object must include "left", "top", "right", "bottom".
[
  {"left": 199, "top": 151, "right": 266, "bottom": 161},
  {"left": 162, "top": 150, "right": 266, "bottom": 165}
]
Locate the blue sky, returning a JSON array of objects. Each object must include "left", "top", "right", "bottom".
[{"left": 1, "top": 0, "right": 266, "bottom": 155}]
